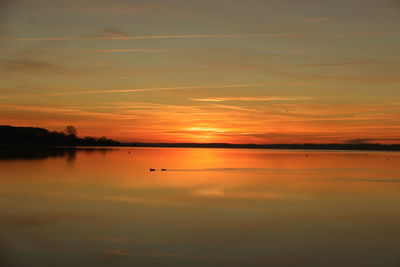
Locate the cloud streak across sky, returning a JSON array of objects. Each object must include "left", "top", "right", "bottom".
[
  {"left": 4, "top": 32, "right": 400, "bottom": 42},
  {"left": 191, "top": 96, "right": 316, "bottom": 102},
  {"left": 29, "top": 83, "right": 271, "bottom": 97}
]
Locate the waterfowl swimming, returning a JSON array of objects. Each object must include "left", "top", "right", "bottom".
[
  {"left": 149, "top": 168, "right": 155, "bottom": 171},
  {"left": 161, "top": 168, "right": 167, "bottom": 171}
]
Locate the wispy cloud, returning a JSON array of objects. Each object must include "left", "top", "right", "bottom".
[
  {"left": 346, "top": 138, "right": 400, "bottom": 144},
  {"left": 4, "top": 32, "right": 400, "bottom": 42},
  {"left": 103, "top": 28, "right": 125, "bottom": 37},
  {"left": 300, "top": 17, "right": 331, "bottom": 22},
  {"left": 81, "top": 48, "right": 185, "bottom": 53},
  {"left": 331, "top": 178, "right": 400, "bottom": 183},
  {"left": 1, "top": 59, "right": 66, "bottom": 73},
  {"left": 31, "top": 83, "right": 269, "bottom": 97},
  {"left": 208, "top": 60, "right": 400, "bottom": 75},
  {"left": 191, "top": 96, "right": 316, "bottom": 102},
  {"left": 210, "top": 104, "right": 258, "bottom": 112},
  {"left": 0, "top": 103, "right": 137, "bottom": 120},
  {"left": 88, "top": 3, "right": 159, "bottom": 15},
  {"left": 284, "top": 60, "right": 400, "bottom": 67}
]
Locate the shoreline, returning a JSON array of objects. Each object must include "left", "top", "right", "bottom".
[
  {"left": 2, "top": 143, "right": 400, "bottom": 152},
  {"left": 120, "top": 142, "right": 400, "bottom": 152}
]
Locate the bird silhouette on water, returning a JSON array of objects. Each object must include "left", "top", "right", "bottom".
[{"left": 149, "top": 168, "right": 167, "bottom": 172}]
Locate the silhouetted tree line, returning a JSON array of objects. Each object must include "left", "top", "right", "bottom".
[{"left": 0, "top": 125, "right": 119, "bottom": 147}]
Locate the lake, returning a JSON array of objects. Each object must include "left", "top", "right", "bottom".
[{"left": 0, "top": 147, "right": 399, "bottom": 266}]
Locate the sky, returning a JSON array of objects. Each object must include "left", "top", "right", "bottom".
[{"left": 0, "top": 0, "right": 399, "bottom": 144}]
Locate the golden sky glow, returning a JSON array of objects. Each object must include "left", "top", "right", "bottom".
[{"left": 1, "top": 0, "right": 400, "bottom": 143}]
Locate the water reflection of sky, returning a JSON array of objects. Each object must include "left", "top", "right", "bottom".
[{"left": 0, "top": 148, "right": 400, "bottom": 266}]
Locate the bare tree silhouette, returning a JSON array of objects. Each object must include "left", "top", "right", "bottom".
[{"left": 65, "top": 125, "right": 77, "bottom": 137}]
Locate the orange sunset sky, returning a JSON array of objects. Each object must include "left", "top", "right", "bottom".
[{"left": 0, "top": 0, "right": 399, "bottom": 143}]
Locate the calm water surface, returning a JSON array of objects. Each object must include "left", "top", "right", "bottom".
[{"left": 0, "top": 148, "right": 400, "bottom": 266}]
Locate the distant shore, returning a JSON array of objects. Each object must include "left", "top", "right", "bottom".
[
  {"left": 2, "top": 143, "right": 400, "bottom": 152},
  {"left": 122, "top": 142, "right": 400, "bottom": 151}
]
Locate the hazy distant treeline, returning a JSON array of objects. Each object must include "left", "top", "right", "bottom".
[
  {"left": 127, "top": 142, "right": 400, "bottom": 151},
  {"left": 0, "top": 125, "right": 119, "bottom": 147}
]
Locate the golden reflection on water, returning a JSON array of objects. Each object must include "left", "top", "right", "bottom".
[{"left": 0, "top": 148, "right": 400, "bottom": 266}]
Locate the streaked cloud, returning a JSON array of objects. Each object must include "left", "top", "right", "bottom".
[
  {"left": 4, "top": 32, "right": 400, "bottom": 42},
  {"left": 81, "top": 48, "right": 184, "bottom": 53},
  {"left": 346, "top": 138, "right": 400, "bottom": 144},
  {"left": 1, "top": 59, "right": 66, "bottom": 73},
  {"left": 300, "top": 17, "right": 331, "bottom": 22},
  {"left": 186, "top": 127, "right": 230, "bottom": 133},
  {"left": 0, "top": 103, "right": 138, "bottom": 120},
  {"left": 31, "top": 83, "right": 269, "bottom": 97},
  {"left": 283, "top": 60, "right": 400, "bottom": 67},
  {"left": 331, "top": 178, "right": 400, "bottom": 183},
  {"left": 103, "top": 28, "right": 125, "bottom": 37},
  {"left": 191, "top": 96, "right": 316, "bottom": 102},
  {"left": 88, "top": 3, "right": 159, "bottom": 15}
]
